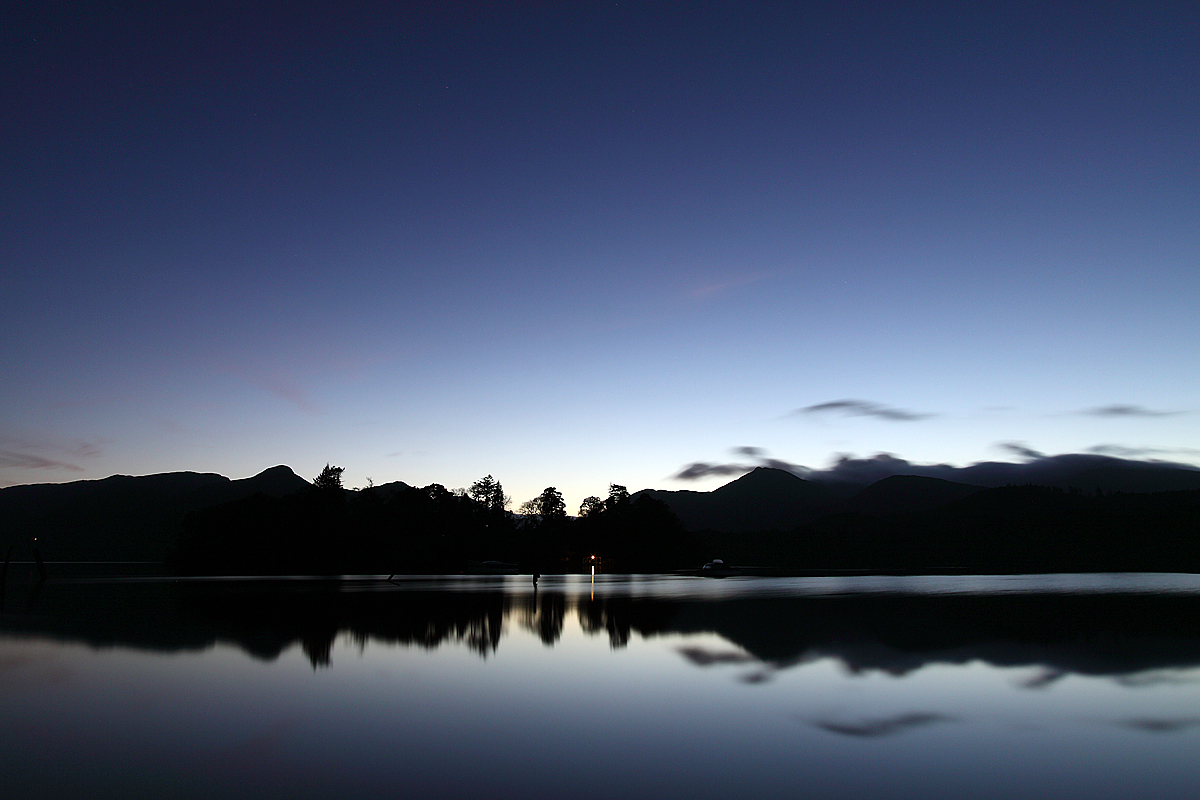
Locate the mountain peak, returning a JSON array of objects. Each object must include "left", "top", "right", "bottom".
[
  {"left": 641, "top": 466, "right": 835, "bottom": 532},
  {"left": 712, "top": 466, "right": 813, "bottom": 499},
  {"left": 250, "top": 465, "right": 304, "bottom": 481},
  {"left": 237, "top": 465, "right": 312, "bottom": 497}
]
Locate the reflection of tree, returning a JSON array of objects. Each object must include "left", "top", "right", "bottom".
[
  {"left": 576, "top": 596, "right": 680, "bottom": 649},
  {"left": 301, "top": 629, "right": 335, "bottom": 668},
  {"left": 536, "top": 592, "right": 566, "bottom": 645},
  {"left": 457, "top": 600, "right": 505, "bottom": 657},
  {"left": 172, "top": 582, "right": 516, "bottom": 666},
  {"left": 511, "top": 591, "right": 567, "bottom": 645},
  {"left": 17, "top": 579, "right": 1200, "bottom": 681},
  {"left": 578, "top": 596, "right": 630, "bottom": 648}
]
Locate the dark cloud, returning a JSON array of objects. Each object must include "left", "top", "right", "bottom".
[
  {"left": 672, "top": 449, "right": 811, "bottom": 481},
  {"left": 1090, "top": 444, "right": 1150, "bottom": 457},
  {"left": 1089, "top": 444, "right": 1200, "bottom": 458},
  {"left": 798, "top": 399, "right": 935, "bottom": 421},
  {"left": 814, "top": 453, "right": 921, "bottom": 484},
  {"left": 1083, "top": 404, "right": 1180, "bottom": 417},
  {"left": 260, "top": 375, "right": 320, "bottom": 414},
  {"left": 760, "top": 457, "right": 810, "bottom": 474},
  {"left": 0, "top": 450, "right": 84, "bottom": 472},
  {"left": 73, "top": 441, "right": 103, "bottom": 458},
  {"left": 0, "top": 433, "right": 100, "bottom": 474},
  {"left": 813, "top": 451, "right": 1200, "bottom": 488},
  {"left": 675, "top": 448, "right": 1200, "bottom": 489},
  {"left": 673, "top": 462, "right": 753, "bottom": 480},
  {"left": 997, "top": 442, "right": 1044, "bottom": 460},
  {"left": 809, "top": 712, "right": 957, "bottom": 738}
]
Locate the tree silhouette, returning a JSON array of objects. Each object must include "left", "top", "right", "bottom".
[
  {"left": 520, "top": 487, "right": 565, "bottom": 520},
  {"left": 579, "top": 496, "right": 604, "bottom": 517},
  {"left": 469, "top": 474, "right": 510, "bottom": 513},
  {"left": 605, "top": 484, "right": 630, "bottom": 511},
  {"left": 313, "top": 464, "right": 344, "bottom": 490}
]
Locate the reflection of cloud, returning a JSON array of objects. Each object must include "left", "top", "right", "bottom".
[
  {"left": 810, "top": 712, "right": 958, "bottom": 738},
  {"left": 221, "top": 716, "right": 305, "bottom": 767},
  {"left": 1083, "top": 405, "right": 1180, "bottom": 418},
  {"left": 1015, "top": 667, "right": 1067, "bottom": 689},
  {"left": 799, "top": 399, "right": 936, "bottom": 421},
  {"left": 1115, "top": 717, "right": 1200, "bottom": 733},
  {"left": 677, "top": 646, "right": 757, "bottom": 666},
  {"left": 678, "top": 645, "right": 782, "bottom": 684},
  {"left": 739, "top": 670, "right": 772, "bottom": 684},
  {"left": 0, "top": 650, "right": 76, "bottom": 686},
  {"left": 1115, "top": 670, "right": 1200, "bottom": 688}
]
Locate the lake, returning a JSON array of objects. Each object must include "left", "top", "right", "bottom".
[{"left": 3, "top": 572, "right": 1200, "bottom": 798}]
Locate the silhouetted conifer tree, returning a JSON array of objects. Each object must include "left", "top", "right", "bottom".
[{"left": 313, "top": 464, "right": 344, "bottom": 490}]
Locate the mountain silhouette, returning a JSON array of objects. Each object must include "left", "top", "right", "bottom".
[
  {"left": 0, "top": 466, "right": 311, "bottom": 562},
  {"left": 637, "top": 467, "right": 839, "bottom": 532},
  {"left": 791, "top": 483, "right": 1200, "bottom": 573},
  {"left": 800, "top": 452, "right": 1200, "bottom": 493},
  {"left": 839, "top": 475, "right": 985, "bottom": 516},
  {"left": 951, "top": 454, "right": 1200, "bottom": 492},
  {"left": 4, "top": 456, "right": 1199, "bottom": 572},
  {"left": 648, "top": 457, "right": 1200, "bottom": 535}
]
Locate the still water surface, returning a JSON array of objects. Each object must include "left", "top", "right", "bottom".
[{"left": 3, "top": 573, "right": 1199, "bottom": 799}]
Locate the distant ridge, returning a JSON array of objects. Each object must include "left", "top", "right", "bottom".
[
  {"left": 638, "top": 467, "right": 838, "bottom": 532},
  {"left": 4, "top": 455, "right": 1199, "bottom": 571},
  {"left": 950, "top": 455, "right": 1200, "bottom": 493},
  {"left": 640, "top": 457, "right": 1200, "bottom": 536},
  {"left": 0, "top": 466, "right": 311, "bottom": 562},
  {"left": 840, "top": 475, "right": 984, "bottom": 516},
  {"left": 803, "top": 453, "right": 1200, "bottom": 494}
]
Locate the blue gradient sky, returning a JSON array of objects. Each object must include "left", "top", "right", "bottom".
[{"left": 3, "top": 1, "right": 1197, "bottom": 509}]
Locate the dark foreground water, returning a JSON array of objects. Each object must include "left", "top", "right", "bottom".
[{"left": 3, "top": 572, "right": 1200, "bottom": 799}]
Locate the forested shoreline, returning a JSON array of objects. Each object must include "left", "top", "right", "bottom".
[
  {"left": 171, "top": 470, "right": 695, "bottom": 575},
  {"left": 3, "top": 464, "right": 1198, "bottom": 576}
]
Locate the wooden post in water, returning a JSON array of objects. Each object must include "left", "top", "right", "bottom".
[
  {"left": 1, "top": 545, "right": 11, "bottom": 606},
  {"left": 32, "top": 538, "right": 47, "bottom": 582}
]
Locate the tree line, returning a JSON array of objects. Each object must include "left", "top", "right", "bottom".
[{"left": 170, "top": 466, "right": 697, "bottom": 575}]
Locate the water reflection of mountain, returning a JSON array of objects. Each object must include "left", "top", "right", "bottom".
[
  {"left": 667, "top": 593, "right": 1200, "bottom": 680},
  {"left": 4, "top": 579, "right": 1200, "bottom": 679}
]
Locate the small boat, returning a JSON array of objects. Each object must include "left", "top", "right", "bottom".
[{"left": 697, "top": 559, "right": 740, "bottom": 578}]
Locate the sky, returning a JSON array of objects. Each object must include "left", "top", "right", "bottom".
[{"left": 3, "top": 1, "right": 1198, "bottom": 510}]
